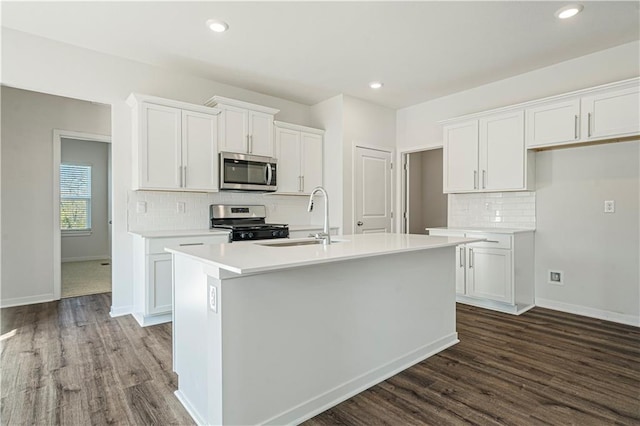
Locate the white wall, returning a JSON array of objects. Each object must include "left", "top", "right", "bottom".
[
  {"left": 1, "top": 86, "right": 111, "bottom": 305},
  {"left": 535, "top": 141, "right": 639, "bottom": 325},
  {"left": 61, "top": 138, "right": 110, "bottom": 262},
  {"left": 1, "top": 28, "right": 314, "bottom": 313}
]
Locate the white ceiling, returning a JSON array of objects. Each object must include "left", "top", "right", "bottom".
[{"left": 2, "top": 1, "right": 639, "bottom": 109}]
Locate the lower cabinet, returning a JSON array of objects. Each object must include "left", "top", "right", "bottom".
[
  {"left": 429, "top": 228, "right": 534, "bottom": 315},
  {"left": 131, "top": 232, "right": 230, "bottom": 326}
]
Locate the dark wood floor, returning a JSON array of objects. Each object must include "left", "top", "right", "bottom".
[{"left": 2, "top": 294, "right": 639, "bottom": 425}]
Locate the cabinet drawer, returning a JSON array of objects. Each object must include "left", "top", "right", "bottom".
[
  {"left": 147, "top": 234, "right": 230, "bottom": 254},
  {"left": 466, "top": 233, "right": 511, "bottom": 249}
]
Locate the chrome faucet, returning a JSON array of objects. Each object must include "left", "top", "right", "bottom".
[{"left": 307, "top": 186, "right": 331, "bottom": 245}]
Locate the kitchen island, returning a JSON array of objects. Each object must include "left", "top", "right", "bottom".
[{"left": 167, "top": 233, "right": 480, "bottom": 425}]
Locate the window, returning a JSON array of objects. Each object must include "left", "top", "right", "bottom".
[{"left": 60, "top": 164, "right": 92, "bottom": 232}]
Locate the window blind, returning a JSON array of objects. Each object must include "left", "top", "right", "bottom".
[{"left": 60, "top": 164, "right": 92, "bottom": 231}]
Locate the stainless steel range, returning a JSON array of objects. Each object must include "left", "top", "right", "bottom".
[{"left": 209, "top": 204, "right": 289, "bottom": 241}]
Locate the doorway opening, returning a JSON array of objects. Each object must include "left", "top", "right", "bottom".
[
  {"left": 401, "top": 148, "right": 447, "bottom": 234},
  {"left": 54, "top": 131, "right": 112, "bottom": 299}
]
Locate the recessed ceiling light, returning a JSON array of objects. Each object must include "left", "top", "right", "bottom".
[
  {"left": 555, "top": 4, "right": 583, "bottom": 19},
  {"left": 206, "top": 19, "right": 229, "bottom": 33},
  {"left": 369, "top": 81, "right": 383, "bottom": 89}
]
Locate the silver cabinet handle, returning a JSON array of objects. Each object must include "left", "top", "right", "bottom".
[
  {"left": 179, "top": 242, "right": 204, "bottom": 246},
  {"left": 249, "top": 135, "right": 253, "bottom": 153},
  {"left": 482, "top": 170, "right": 486, "bottom": 189},
  {"left": 459, "top": 247, "right": 464, "bottom": 268},
  {"left": 574, "top": 115, "right": 578, "bottom": 139},
  {"left": 179, "top": 166, "right": 183, "bottom": 187},
  {"left": 246, "top": 135, "right": 250, "bottom": 153},
  {"left": 588, "top": 112, "right": 592, "bottom": 137},
  {"left": 473, "top": 170, "right": 478, "bottom": 189},
  {"left": 468, "top": 248, "right": 473, "bottom": 268},
  {"left": 183, "top": 166, "right": 187, "bottom": 187}
]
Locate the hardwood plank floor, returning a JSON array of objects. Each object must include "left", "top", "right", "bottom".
[{"left": 1, "top": 295, "right": 638, "bottom": 425}]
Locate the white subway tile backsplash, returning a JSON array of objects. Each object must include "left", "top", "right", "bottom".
[{"left": 448, "top": 191, "right": 536, "bottom": 229}]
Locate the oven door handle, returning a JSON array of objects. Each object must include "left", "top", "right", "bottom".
[{"left": 266, "top": 163, "right": 273, "bottom": 185}]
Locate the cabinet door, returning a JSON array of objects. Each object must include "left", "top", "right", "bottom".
[
  {"left": 582, "top": 86, "right": 640, "bottom": 140},
  {"left": 479, "top": 111, "right": 525, "bottom": 191},
  {"left": 455, "top": 245, "right": 466, "bottom": 295},
  {"left": 466, "top": 247, "right": 512, "bottom": 304},
  {"left": 526, "top": 99, "right": 580, "bottom": 147},
  {"left": 218, "top": 105, "right": 249, "bottom": 153},
  {"left": 140, "top": 103, "right": 182, "bottom": 189},
  {"left": 248, "top": 111, "right": 274, "bottom": 157},
  {"left": 301, "top": 132, "right": 323, "bottom": 193},
  {"left": 148, "top": 253, "right": 173, "bottom": 315},
  {"left": 443, "top": 121, "right": 478, "bottom": 193},
  {"left": 275, "top": 127, "right": 301, "bottom": 193},
  {"left": 182, "top": 110, "right": 219, "bottom": 191}
]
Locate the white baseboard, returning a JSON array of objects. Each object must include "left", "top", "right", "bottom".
[
  {"left": 175, "top": 391, "right": 207, "bottom": 426},
  {"left": 109, "top": 304, "right": 134, "bottom": 317},
  {"left": 62, "top": 255, "right": 111, "bottom": 263},
  {"left": 1, "top": 293, "right": 56, "bottom": 308},
  {"left": 536, "top": 298, "right": 640, "bottom": 327},
  {"left": 132, "top": 311, "right": 172, "bottom": 327}
]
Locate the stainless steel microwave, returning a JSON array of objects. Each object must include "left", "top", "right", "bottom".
[{"left": 219, "top": 152, "right": 277, "bottom": 192}]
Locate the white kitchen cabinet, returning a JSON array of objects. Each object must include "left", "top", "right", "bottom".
[
  {"left": 128, "top": 94, "right": 220, "bottom": 192},
  {"left": 428, "top": 228, "right": 534, "bottom": 315},
  {"left": 131, "top": 232, "right": 230, "bottom": 326},
  {"left": 274, "top": 121, "right": 324, "bottom": 194},
  {"left": 526, "top": 99, "right": 581, "bottom": 148},
  {"left": 443, "top": 111, "right": 533, "bottom": 193},
  {"left": 206, "top": 96, "right": 280, "bottom": 157},
  {"left": 582, "top": 85, "right": 640, "bottom": 141}
]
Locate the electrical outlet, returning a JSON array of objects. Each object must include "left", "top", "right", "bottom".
[
  {"left": 136, "top": 201, "right": 147, "bottom": 214},
  {"left": 209, "top": 284, "right": 217, "bottom": 313},
  {"left": 177, "top": 202, "right": 186, "bottom": 214},
  {"left": 604, "top": 200, "right": 615, "bottom": 213},
  {"left": 548, "top": 270, "right": 564, "bottom": 285}
]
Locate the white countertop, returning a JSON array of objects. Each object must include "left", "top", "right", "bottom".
[
  {"left": 427, "top": 227, "right": 535, "bottom": 234},
  {"left": 129, "top": 229, "right": 230, "bottom": 238},
  {"left": 166, "top": 233, "right": 482, "bottom": 275}
]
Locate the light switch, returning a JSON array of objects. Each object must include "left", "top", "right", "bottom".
[
  {"left": 177, "top": 202, "right": 186, "bottom": 214},
  {"left": 604, "top": 200, "right": 615, "bottom": 213},
  {"left": 136, "top": 201, "right": 147, "bottom": 214}
]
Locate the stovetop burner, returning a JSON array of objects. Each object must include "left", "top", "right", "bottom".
[{"left": 209, "top": 204, "right": 289, "bottom": 241}]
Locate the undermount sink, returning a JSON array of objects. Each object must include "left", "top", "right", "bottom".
[{"left": 256, "top": 239, "right": 343, "bottom": 247}]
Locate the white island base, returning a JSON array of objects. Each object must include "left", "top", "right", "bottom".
[{"left": 170, "top": 234, "right": 476, "bottom": 425}]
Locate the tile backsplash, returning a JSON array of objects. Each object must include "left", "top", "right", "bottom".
[
  {"left": 128, "top": 190, "right": 323, "bottom": 232},
  {"left": 448, "top": 191, "right": 536, "bottom": 229}
]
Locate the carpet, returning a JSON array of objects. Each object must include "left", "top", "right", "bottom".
[{"left": 61, "top": 259, "right": 112, "bottom": 298}]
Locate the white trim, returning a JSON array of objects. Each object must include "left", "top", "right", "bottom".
[
  {"left": 53, "top": 129, "right": 112, "bottom": 301},
  {"left": 127, "top": 93, "right": 221, "bottom": 115},
  {"left": 174, "top": 391, "right": 207, "bottom": 426},
  {"left": 62, "top": 255, "right": 110, "bottom": 263},
  {"left": 536, "top": 297, "right": 640, "bottom": 327},
  {"left": 109, "top": 304, "right": 134, "bottom": 317},
  {"left": 1, "top": 293, "right": 55, "bottom": 308},
  {"left": 204, "top": 95, "right": 279, "bottom": 115},
  {"left": 132, "top": 311, "right": 172, "bottom": 327},
  {"left": 273, "top": 120, "right": 325, "bottom": 135}
]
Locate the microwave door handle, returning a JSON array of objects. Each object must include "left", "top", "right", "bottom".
[{"left": 266, "top": 163, "right": 273, "bottom": 185}]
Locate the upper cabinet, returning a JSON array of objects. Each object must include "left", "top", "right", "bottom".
[
  {"left": 205, "top": 96, "right": 280, "bottom": 157},
  {"left": 128, "top": 94, "right": 220, "bottom": 192},
  {"left": 274, "top": 121, "right": 324, "bottom": 195},
  {"left": 444, "top": 111, "right": 533, "bottom": 193},
  {"left": 526, "top": 78, "right": 639, "bottom": 149}
]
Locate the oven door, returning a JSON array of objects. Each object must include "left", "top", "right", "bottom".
[{"left": 220, "top": 152, "right": 277, "bottom": 191}]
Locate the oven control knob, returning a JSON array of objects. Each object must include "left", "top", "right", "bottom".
[
  {"left": 248, "top": 232, "right": 254, "bottom": 239},
  {"left": 279, "top": 230, "right": 287, "bottom": 237},
  {"left": 272, "top": 230, "right": 279, "bottom": 237},
  {"left": 240, "top": 232, "right": 248, "bottom": 239}
]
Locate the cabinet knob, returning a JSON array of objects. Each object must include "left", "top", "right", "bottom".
[{"left": 357, "top": 221, "right": 363, "bottom": 226}]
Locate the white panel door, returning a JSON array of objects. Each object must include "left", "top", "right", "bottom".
[
  {"left": 467, "top": 247, "right": 512, "bottom": 304},
  {"left": 479, "top": 111, "right": 525, "bottom": 191},
  {"left": 248, "top": 111, "right": 274, "bottom": 157},
  {"left": 140, "top": 103, "right": 182, "bottom": 189},
  {"left": 354, "top": 147, "right": 392, "bottom": 234},
  {"left": 582, "top": 86, "right": 640, "bottom": 140},
  {"left": 301, "top": 132, "right": 323, "bottom": 193},
  {"left": 526, "top": 99, "right": 580, "bottom": 147},
  {"left": 444, "top": 121, "right": 478, "bottom": 193},
  {"left": 182, "top": 110, "right": 218, "bottom": 191},
  {"left": 148, "top": 253, "right": 173, "bottom": 315},
  {"left": 275, "top": 127, "right": 301, "bottom": 193},
  {"left": 219, "top": 105, "right": 248, "bottom": 154}
]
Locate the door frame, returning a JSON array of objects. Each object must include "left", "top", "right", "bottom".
[
  {"left": 398, "top": 145, "right": 444, "bottom": 234},
  {"left": 53, "top": 129, "right": 112, "bottom": 300},
  {"left": 352, "top": 143, "right": 395, "bottom": 234}
]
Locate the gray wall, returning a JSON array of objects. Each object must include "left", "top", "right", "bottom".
[
  {"left": 61, "top": 138, "right": 110, "bottom": 262},
  {"left": 408, "top": 149, "right": 447, "bottom": 234},
  {"left": 535, "top": 140, "right": 639, "bottom": 322}
]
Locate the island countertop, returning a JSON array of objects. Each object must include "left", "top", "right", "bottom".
[{"left": 166, "top": 233, "right": 482, "bottom": 275}]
